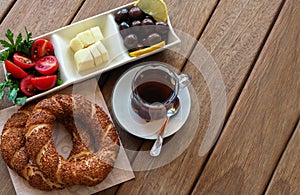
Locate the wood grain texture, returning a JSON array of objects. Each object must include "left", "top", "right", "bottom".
[
  {"left": 200, "top": 0, "right": 284, "bottom": 108},
  {"left": 73, "top": 0, "right": 133, "bottom": 23},
  {"left": 0, "top": 158, "right": 15, "bottom": 194},
  {"left": 266, "top": 121, "right": 300, "bottom": 194},
  {"left": 0, "top": 0, "right": 14, "bottom": 22},
  {"left": 0, "top": 0, "right": 298, "bottom": 194},
  {"left": 0, "top": 0, "right": 84, "bottom": 40},
  {"left": 115, "top": 0, "right": 285, "bottom": 194},
  {"left": 192, "top": 0, "right": 300, "bottom": 194}
]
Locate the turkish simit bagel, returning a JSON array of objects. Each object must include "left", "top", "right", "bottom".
[{"left": 0, "top": 94, "right": 120, "bottom": 190}]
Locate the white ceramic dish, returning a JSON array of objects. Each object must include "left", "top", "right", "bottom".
[
  {"left": 112, "top": 65, "right": 191, "bottom": 140},
  {"left": 1, "top": 2, "right": 181, "bottom": 103}
]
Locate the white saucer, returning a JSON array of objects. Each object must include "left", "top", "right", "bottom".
[{"left": 112, "top": 65, "right": 191, "bottom": 140}]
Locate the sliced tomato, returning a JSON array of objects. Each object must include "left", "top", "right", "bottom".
[
  {"left": 13, "top": 52, "right": 35, "bottom": 69},
  {"left": 20, "top": 75, "right": 37, "bottom": 96},
  {"left": 31, "top": 38, "right": 54, "bottom": 61},
  {"left": 5, "top": 60, "right": 28, "bottom": 79},
  {"left": 35, "top": 55, "right": 59, "bottom": 75},
  {"left": 31, "top": 75, "right": 57, "bottom": 91}
]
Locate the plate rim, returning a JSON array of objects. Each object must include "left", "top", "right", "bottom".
[{"left": 111, "top": 64, "right": 191, "bottom": 140}]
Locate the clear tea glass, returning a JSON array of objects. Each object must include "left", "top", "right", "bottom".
[{"left": 131, "top": 62, "right": 191, "bottom": 121}]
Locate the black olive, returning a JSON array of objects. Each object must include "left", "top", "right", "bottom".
[
  {"left": 145, "top": 14, "right": 156, "bottom": 22},
  {"left": 142, "top": 38, "right": 149, "bottom": 47},
  {"left": 129, "top": 7, "right": 143, "bottom": 20},
  {"left": 131, "top": 20, "right": 142, "bottom": 35},
  {"left": 142, "top": 18, "right": 154, "bottom": 26},
  {"left": 119, "top": 21, "right": 131, "bottom": 37},
  {"left": 141, "top": 18, "right": 155, "bottom": 35},
  {"left": 119, "top": 21, "right": 130, "bottom": 30},
  {"left": 132, "top": 20, "right": 142, "bottom": 27},
  {"left": 147, "top": 33, "right": 162, "bottom": 46},
  {"left": 124, "top": 34, "right": 139, "bottom": 49},
  {"left": 115, "top": 8, "right": 129, "bottom": 23},
  {"left": 155, "top": 21, "right": 169, "bottom": 34}
]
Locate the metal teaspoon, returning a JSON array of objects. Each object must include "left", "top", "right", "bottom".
[{"left": 150, "top": 98, "right": 180, "bottom": 156}]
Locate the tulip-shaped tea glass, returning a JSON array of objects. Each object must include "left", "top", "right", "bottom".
[{"left": 131, "top": 62, "right": 191, "bottom": 121}]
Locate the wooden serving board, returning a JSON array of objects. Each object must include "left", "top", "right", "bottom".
[{"left": 0, "top": 78, "right": 135, "bottom": 195}]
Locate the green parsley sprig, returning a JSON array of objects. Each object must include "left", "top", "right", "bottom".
[
  {"left": 0, "top": 73, "right": 27, "bottom": 105},
  {"left": 0, "top": 28, "right": 34, "bottom": 105},
  {"left": 0, "top": 27, "right": 34, "bottom": 61}
]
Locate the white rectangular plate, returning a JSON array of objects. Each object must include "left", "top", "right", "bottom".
[{"left": 1, "top": 2, "right": 181, "bottom": 103}]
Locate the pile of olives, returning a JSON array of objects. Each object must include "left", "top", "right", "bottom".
[{"left": 114, "top": 6, "right": 169, "bottom": 52}]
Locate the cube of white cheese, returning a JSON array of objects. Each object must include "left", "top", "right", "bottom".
[
  {"left": 90, "top": 26, "right": 104, "bottom": 41},
  {"left": 95, "top": 41, "right": 109, "bottom": 62},
  {"left": 74, "top": 48, "right": 95, "bottom": 72},
  {"left": 70, "top": 37, "right": 84, "bottom": 52},
  {"left": 77, "top": 30, "right": 95, "bottom": 47},
  {"left": 88, "top": 44, "right": 103, "bottom": 66}
]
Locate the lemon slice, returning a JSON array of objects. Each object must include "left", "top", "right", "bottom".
[
  {"left": 129, "top": 41, "right": 166, "bottom": 57},
  {"left": 134, "top": 0, "right": 168, "bottom": 22}
]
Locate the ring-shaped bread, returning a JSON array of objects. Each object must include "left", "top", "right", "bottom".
[
  {"left": 24, "top": 94, "right": 120, "bottom": 187},
  {"left": 0, "top": 103, "right": 90, "bottom": 190}
]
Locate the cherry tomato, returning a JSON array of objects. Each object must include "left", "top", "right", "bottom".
[
  {"left": 35, "top": 55, "right": 59, "bottom": 75},
  {"left": 20, "top": 75, "right": 37, "bottom": 96},
  {"left": 5, "top": 60, "right": 28, "bottom": 79},
  {"left": 31, "top": 75, "right": 57, "bottom": 91},
  {"left": 13, "top": 52, "right": 35, "bottom": 69},
  {"left": 31, "top": 38, "right": 54, "bottom": 61}
]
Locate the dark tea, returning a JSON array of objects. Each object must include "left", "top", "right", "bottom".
[
  {"left": 131, "top": 68, "right": 178, "bottom": 120},
  {"left": 131, "top": 64, "right": 186, "bottom": 121},
  {"left": 130, "top": 63, "right": 190, "bottom": 121},
  {"left": 134, "top": 81, "right": 174, "bottom": 104}
]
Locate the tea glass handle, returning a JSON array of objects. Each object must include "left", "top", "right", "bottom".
[{"left": 178, "top": 74, "right": 192, "bottom": 89}]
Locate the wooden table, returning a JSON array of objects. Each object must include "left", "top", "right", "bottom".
[{"left": 0, "top": 0, "right": 299, "bottom": 194}]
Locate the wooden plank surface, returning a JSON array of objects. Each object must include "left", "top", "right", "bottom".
[
  {"left": 0, "top": 0, "right": 84, "bottom": 40},
  {"left": 0, "top": 0, "right": 14, "bottom": 22},
  {"left": 0, "top": 146, "right": 15, "bottom": 194},
  {"left": 114, "top": 0, "right": 285, "bottom": 194},
  {"left": 192, "top": 0, "right": 300, "bottom": 193},
  {"left": 266, "top": 120, "right": 300, "bottom": 194},
  {"left": 0, "top": 0, "right": 298, "bottom": 194},
  {"left": 73, "top": 0, "right": 132, "bottom": 22}
]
